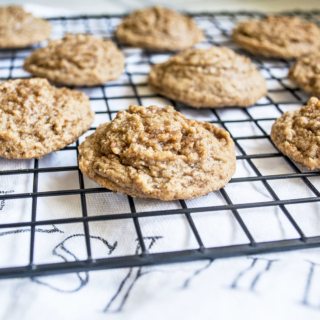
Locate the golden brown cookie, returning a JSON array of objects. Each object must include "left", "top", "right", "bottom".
[
  {"left": 232, "top": 15, "right": 320, "bottom": 59},
  {"left": 23, "top": 34, "right": 124, "bottom": 86},
  {"left": 78, "top": 105, "right": 236, "bottom": 200},
  {"left": 116, "top": 6, "right": 204, "bottom": 51},
  {"left": 0, "top": 78, "right": 94, "bottom": 159},
  {"left": 271, "top": 97, "right": 320, "bottom": 170},
  {"left": 289, "top": 53, "right": 320, "bottom": 98},
  {"left": 148, "top": 47, "right": 267, "bottom": 108},
  {"left": 0, "top": 5, "right": 51, "bottom": 48}
]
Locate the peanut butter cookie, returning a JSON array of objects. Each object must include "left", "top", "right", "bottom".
[
  {"left": 23, "top": 34, "right": 125, "bottom": 86},
  {"left": 232, "top": 15, "right": 320, "bottom": 59},
  {"left": 116, "top": 6, "right": 204, "bottom": 51},
  {"left": 271, "top": 97, "right": 320, "bottom": 170},
  {"left": 78, "top": 105, "right": 236, "bottom": 200},
  {"left": 148, "top": 47, "right": 267, "bottom": 108},
  {"left": 0, "top": 5, "right": 51, "bottom": 48},
  {"left": 289, "top": 53, "right": 320, "bottom": 98},
  {"left": 0, "top": 78, "right": 94, "bottom": 159}
]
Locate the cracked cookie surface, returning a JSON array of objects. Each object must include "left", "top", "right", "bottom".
[
  {"left": 148, "top": 47, "right": 267, "bottom": 108},
  {"left": 0, "top": 78, "right": 94, "bottom": 159},
  {"left": 24, "top": 34, "right": 124, "bottom": 86},
  {"left": 116, "top": 6, "right": 204, "bottom": 51},
  {"left": 271, "top": 97, "right": 320, "bottom": 170},
  {"left": 0, "top": 5, "right": 51, "bottom": 48},
  {"left": 78, "top": 105, "right": 236, "bottom": 200},
  {"left": 232, "top": 15, "right": 320, "bottom": 59},
  {"left": 289, "top": 53, "right": 320, "bottom": 98}
]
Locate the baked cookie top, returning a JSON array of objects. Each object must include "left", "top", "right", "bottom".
[
  {"left": 78, "top": 105, "right": 236, "bottom": 200},
  {"left": 116, "top": 6, "right": 204, "bottom": 51},
  {"left": 23, "top": 34, "right": 125, "bottom": 86},
  {"left": 289, "top": 53, "right": 320, "bottom": 98},
  {"left": 271, "top": 97, "right": 320, "bottom": 170},
  {"left": 148, "top": 47, "right": 267, "bottom": 108},
  {"left": 0, "top": 5, "right": 51, "bottom": 48},
  {"left": 232, "top": 15, "right": 320, "bottom": 59},
  {"left": 0, "top": 78, "right": 94, "bottom": 159}
]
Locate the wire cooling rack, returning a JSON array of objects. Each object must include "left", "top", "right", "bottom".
[{"left": 1, "top": 11, "right": 320, "bottom": 280}]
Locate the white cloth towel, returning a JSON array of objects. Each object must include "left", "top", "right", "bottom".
[{"left": 0, "top": 4, "right": 320, "bottom": 320}]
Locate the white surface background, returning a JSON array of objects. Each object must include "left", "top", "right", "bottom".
[
  {"left": 0, "top": 1, "right": 320, "bottom": 320},
  {"left": 0, "top": 0, "right": 320, "bottom": 15}
]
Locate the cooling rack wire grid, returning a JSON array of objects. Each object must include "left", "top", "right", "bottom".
[{"left": 1, "top": 11, "right": 320, "bottom": 280}]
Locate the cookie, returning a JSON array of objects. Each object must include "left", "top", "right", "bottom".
[
  {"left": 232, "top": 15, "right": 320, "bottom": 59},
  {"left": 23, "top": 34, "right": 125, "bottom": 86},
  {"left": 78, "top": 105, "right": 236, "bottom": 201},
  {"left": 116, "top": 6, "right": 203, "bottom": 51},
  {"left": 148, "top": 47, "right": 267, "bottom": 108},
  {"left": 0, "top": 78, "right": 94, "bottom": 159},
  {"left": 271, "top": 97, "right": 320, "bottom": 170},
  {"left": 289, "top": 53, "right": 320, "bottom": 98},
  {"left": 0, "top": 5, "right": 51, "bottom": 48}
]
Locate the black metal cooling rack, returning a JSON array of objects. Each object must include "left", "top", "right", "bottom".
[{"left": 1, "top": 10, "right": 320, "bottom": 280}]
